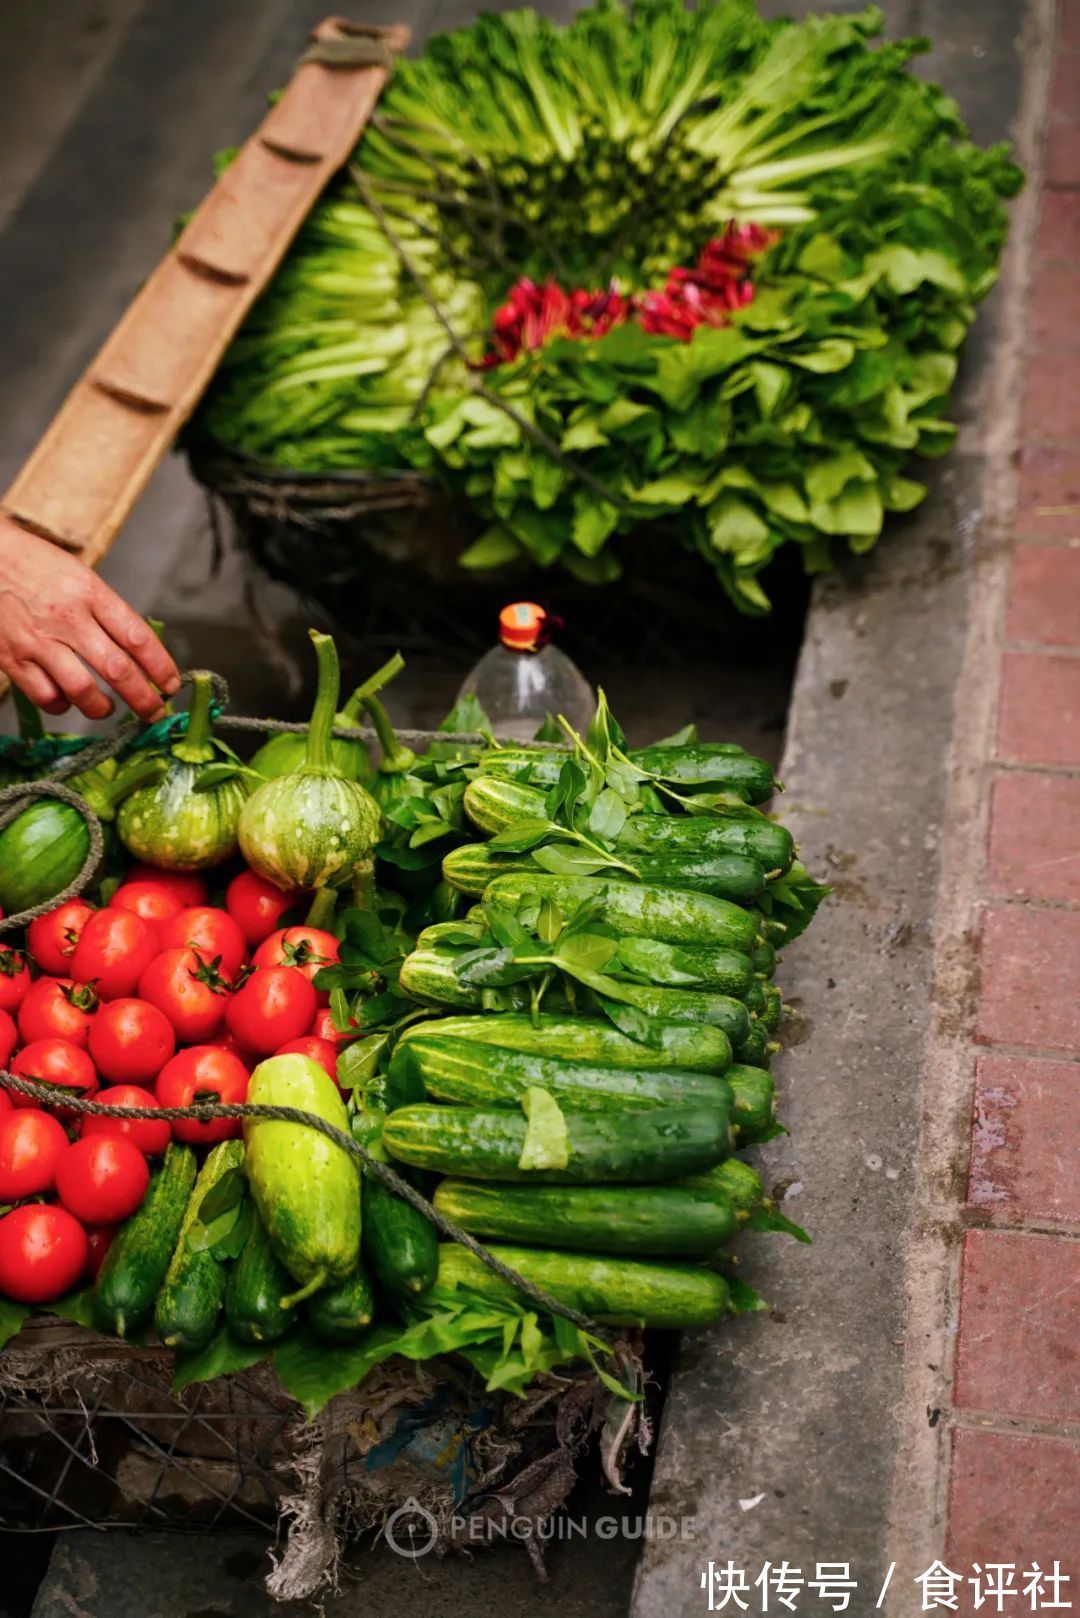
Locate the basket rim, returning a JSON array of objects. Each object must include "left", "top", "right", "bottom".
[{"left": 186, "top": 439, "right": 443, "bottom": 511}]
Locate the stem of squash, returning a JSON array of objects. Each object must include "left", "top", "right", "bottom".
[
  {"left": 173, "top": 673, "right": 215, "bottom": 763},
  {"left": 341, "top": 652, "right": 406, "bottom": 724},
  {"left": 305, "top": 886, "right": 337, "bottom": 930},
  {"left": 360, "top": 693, "right": 415, "bottom": 775},
  {"left": 88, "top": 752, "right": 168, "bottom": 814},
  {"left": 279, "top": 1268, "right": 328, "bottom": 1310},
  {"left": 352, "top": 857, "right": 376, "bottom": 910},
  {"left": 304, "top": 632, "right": 341, "bottom": 776}
]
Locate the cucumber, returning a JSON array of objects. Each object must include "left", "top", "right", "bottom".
[
  {"left": 353, "top": 1110, "right": 439, "bottom": 1295},
  {"left": 443, "top": 843, "right": 765, "bottom": 905},
  {"left": 93, "top": 1143, "right": 197, "bottom": 1339},
  {"left": 431, "top": 1242, "right": 732, "bottom": 1329},
  {"left": 751, "top": 940, "right": 777, "bottom": 976},
  {"left": 243, "top": 1054, "right": 361, "bottom": 1301},
  {"left": 604, "top": 980, "right": 750, "bottom": 1043},
  {"left": 393, "top": 1034, "right": 735, "bottom": 1112},
  {"left": 733, "top": 1018, "right": 771, "bottom": 1068},
  {"left": 398, "top": 949, "right": 572, "bottom": 1017},
  {"left": 628, "top": 746, "right": 776, "bottom": 802},
  {"left": 463, "top": 776, "right": 546, "bottom": 834},
  {"left": 476, "top": 744, "right": 775, "bottom": 806},
  {"left": 225, "top": 1209, "right": 297, "bottom": 1344},
  {"left": 483, "top": 873, "right": 757, "bottom": 951},
  {"left": 398, "top": 1012, "right": 731, "bottom": 1074},
  {"left": 433, "top": 1180, "right": 740, "bottom": 1257},
  {"left": 363, "top": 1175, "right": 439, "bottom": 1295},
  {"left": 727, "top": 1064, "right": 777, "bottom": 1141},
  {"left": 416, "top": 920, "right": 487, "bottom": 950},
  {"left": 383, "top": 1101, "right": 732, "bottom": 1183},
  {"left": 153, "top": 1142, "right": 244, "bottom": 1352},
  {"left": 400, "top": 947, "right": 484, "bottom": 1009},
  {"left": 306, "top": 1263, "right": 376, "bottom": 1343},
  {"left": 617, "top": 936, "right": 754, "bottom": 996},
  {"left": 464, "top": 776, "right": 793, "bottom": 872},
  {"left": 684, "top": 1157, "right": 765, "bottom": 1216},
  {"left": 619, "top": 814, "right": 793, "bottom": 873}
]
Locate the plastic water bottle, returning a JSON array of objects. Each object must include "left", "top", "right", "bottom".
[{"left": 456, "top": 603, "right": 595, "bottom": 742}]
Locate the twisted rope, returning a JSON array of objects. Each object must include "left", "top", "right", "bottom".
[{"left": 0, "top": 1073, "right": 599, "bottom": 1336}]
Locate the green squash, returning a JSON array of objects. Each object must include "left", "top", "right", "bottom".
[
  {"left": 116, "top": 672, "right": 250, "bottom": 870},
  {"left": 250, "top": 651, "right": 406, "bottom": 784},
  {"left": 238, "top": 632, "right": 383, "bottom": 892},
  {"left": 0, "top": 753, "right": 163, "bottom": 914},
  {"left": 251, "top": 695, "right": 373, "bottom": 785},
  {"left": 0, "top": 800, "right": 91, "bottom": 915}
]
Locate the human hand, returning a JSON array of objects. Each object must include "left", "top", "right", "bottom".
[{"left": 0, "top": 516, "right": 181, "bottom": 721}]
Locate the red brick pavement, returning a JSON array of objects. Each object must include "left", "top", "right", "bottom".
[{"left": 950, "top": 1, "right": 1080, "bottom": 1593}]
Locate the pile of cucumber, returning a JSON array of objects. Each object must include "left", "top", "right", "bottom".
[{"left": 377, "top": 728, "right": 823, "bottom": 1331}]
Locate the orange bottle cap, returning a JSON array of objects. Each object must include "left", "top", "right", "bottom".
[{"left": 499, "top": 601, "right": 546, "bottom": 651}]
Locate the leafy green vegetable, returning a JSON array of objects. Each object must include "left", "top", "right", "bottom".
[{"left": 193, "top": 0, "right": 1019, "bottom": 610}]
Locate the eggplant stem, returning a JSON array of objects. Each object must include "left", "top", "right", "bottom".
[{"left": 304, "top": 632, "right": 341, "bottom": 775}]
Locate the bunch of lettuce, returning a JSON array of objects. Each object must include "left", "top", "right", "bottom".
[{"left": 193, "top": 0, "right": 1020, "bottom": 611}]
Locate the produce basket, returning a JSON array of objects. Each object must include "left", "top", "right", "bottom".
[
  {"left": 188, "top": 445, "right": 812, "bottom": 664},
  {"left": 0, "top": 1315, "right": 639, "bottom": 1598}
]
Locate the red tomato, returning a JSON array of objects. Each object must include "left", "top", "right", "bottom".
[
  {"left": 158, "top": 907, "right": 246, "bottom": 980},
  {"left": 225, "top": 967, "right": 317, "bottom": 1056},
  {"left": 18, "top": 976, "right": 98, "bottom": 1048},
  {"left": 138, "top": 948, "right": 231, "bottom": 1043},
  {"left": 71, "top": 909, "right": 159, "bottom": 1002},
  {"left": 84, "top": 1226, "right": 115, "bottom": 1278},
  {"left": 310, "top": 1006, "right": 355, "bottom": 1047},
  {"left": 226, "top": 869, "right": 300, "bottom": 946},
  {"left": 110, "top": 879, "right": 184, "bottom": 933},
  {"left": 275, "top": 1036, "right": 338, "bottom": 1084},
  {"left": 11, "top": 1040, "right": 98, "bottom": 1113},
  {"left": 156, "top": 1046, "right": 249, "bottom": 1144},
  {"left": 0, "top": 1109, "right": 70, "bottom": 1199},
  {"left": 205, "top": 1028, "right": 256, "bottom": 1065},
  {"left": 253, "top": 927, "right": 339, "bottom": 1003},
  {"left": 87, "top": 998, "right": 176, "bottom": 1085},
  {"left": 27, "top": 899, "right": 96, "bottom": 977},
  {"left": 0, "top": 1007, "right": 17, "bottom": 1072},
  {"left": 0, "top": 1086, "right": 11, "bottom": 1119},
  {"left": 0, "top": 944, "right": 31, "bottom": 1013},
  {"left": 0, "top": 1204, "right": 88, "bottom": 1303},
  {"left": 55, "top": 1135, "right": 149, "bottom": 1225},
  {"left": 126, "top": 865, "right": 209, "bottom": 907},
  {"left": 82, "top": 1083, "right": 170, "bottom": 1157}
]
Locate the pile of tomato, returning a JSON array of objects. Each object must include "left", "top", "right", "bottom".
[{"left": 0, "top": 866, "right": 342, "bottom": 1307}]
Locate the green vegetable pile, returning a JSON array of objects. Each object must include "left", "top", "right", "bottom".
[
  {"left": 193, "top": 0, "right": 1020, "bottom": 611},
  {"left": 0, "top": 655, "right": 824, "bottom": 1421}
]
